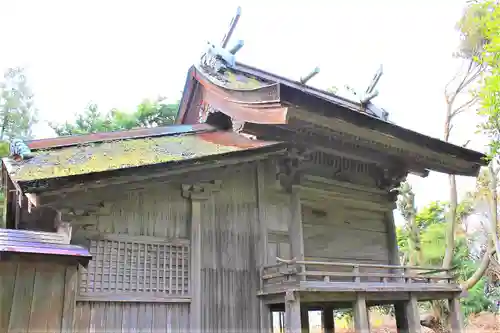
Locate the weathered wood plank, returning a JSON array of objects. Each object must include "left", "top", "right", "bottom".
[
  {"left": 285, "top": 291, "right": 302, "bottom": 333},
  {"left": 46, "top": 264, "right": 65, "bottom": 332},
  {"left": 29, "top": 263, "right": 52, "bottom": 332},
  {"left": 0, "top": 262, "right": 17, "bottom": 333},
  {"left": 405, "top": 294, "right": 422, "bottom": 333},
  {"left": 61, "top": 266, "right": 78, "bottom": 333},
  {"left": 8, "top": 262, "right": 36, "bottom": 333},
  {"left": 448, "top": 297, "right": 464, "bottom": 333},
  {"left": 354, "top": 293, "right": 370, "bottom": 333}
]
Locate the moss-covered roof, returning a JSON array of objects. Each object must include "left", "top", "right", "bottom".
[{"left": 5, "top": 131, "right": 273, "bottom": 182}]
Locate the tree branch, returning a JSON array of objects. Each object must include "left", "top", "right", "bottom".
[
  {"left": 461, "top": 248, "right": 496, "bottom": 290},
  {"left": 450, "top": 96, "right": 479, "bottom": 118}
]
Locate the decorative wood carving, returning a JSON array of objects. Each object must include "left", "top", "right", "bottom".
[
  {"left": 303, "top": 151, "right": 380, "bottom": 187},
  {"left": 197, "top": 101, "right": 218, "bottom": 124},
  {"left": 289, "top": 116, "right": 458, "bottom": 172},
  {"left": 181, "top": 180, "right": 222, "bottom": 200},
  {"left": 375, "top": 168, "right": 408, "bottom": 193},
  {"left": 276, "top": 148, "right": 313, "bottom": 191}
]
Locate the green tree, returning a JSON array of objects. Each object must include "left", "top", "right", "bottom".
[
  {"left": 0, "top": 67, "right": 38, "bottom": 224},
  {"left": 50, "top": 97, "right": 179, "bottom": 136},
  {"left": 0, "top": 67, "right": 38, "bottom": 141},
  {"left": 396, "top": 200, "right": 494, "bottom": 318},
  {"left": 473, "top": 1, "right": 500, "bottom": 157}
]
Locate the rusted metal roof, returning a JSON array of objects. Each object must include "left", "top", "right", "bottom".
[
  {"left": 26, "top": 123, "right": 214, "bottom": 150},
  {"left": 4, "top": 128, "right": 279, "bottom": 184},
  {"left": 0, "top": 228, "right": 91, "bottom": 265}
]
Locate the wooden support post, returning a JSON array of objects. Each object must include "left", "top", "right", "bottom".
[
  {"left": 353, "top": 294, "right": 370, "bottom": 333},
  {"left": 394, "top": 295, "right": 421, "bottom": 333},
  {"left": 285, "top": 291, "right": 302, "bottom": 333},
  {"left": 256, "top": 163, "right": 272, "bottom": 333},
  {"left": 448, "top": 297, "right": 464, "bottom": 333},
  {"left": 182, "top": 181, "right": 221, "bottom": 333},
  {"left": 405, "top": 294, "right": 421, "bottom": 333},
  {"left": 394, "top": 301, "right": 409, "bottom": 333},
  {"left": 300, "top": 304, "right": 309, "bottom": 333},
  {"left": 322, "top": 305, "right": 335, "bottom": 333},
  {"left": 289, "top": 186, "right": 305, "bottom": 278}
]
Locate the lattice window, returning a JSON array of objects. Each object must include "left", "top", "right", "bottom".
[{"left": 78, "top": 235, "right": 190, "bottom": 300}]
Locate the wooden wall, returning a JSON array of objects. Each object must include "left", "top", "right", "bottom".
[
  {"left": 198, "top": 163, "right": 263, "bottom": 332},
  {"left": 302, "top": 205, "right": 390, "bottom": 264},
  {"left": 0, "top": 259, "right": 77, "bottom": 333},
  {"left": 261, "top": 158, "right": 392, "bottom": 266},
  {"left": 71, "top": 183, "right": 191, "bottom": 332}
]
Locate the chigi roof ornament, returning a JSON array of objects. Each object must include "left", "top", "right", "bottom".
[
  {"left": 300, "top": 67, "right": 320, "bottom": 84},
  {"left": 200, "top": 7, "right": 244, "bottom": 73},
  {"left": 345, "top": 65, "right": 390, "bottom": 121}
]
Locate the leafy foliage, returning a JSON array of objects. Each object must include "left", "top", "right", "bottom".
[
  {"left": 50, "top": 97, "right": 179, "bottom": 136},
  {"left": 397, "top": 200, "right": 494, "bottom": 315},
  {"left": 0, "top": 67, "right": 38, "bottom": 224},
  {"left": 0, "top": 67, "right": 38, "bottom": 141},
  {"left": 469, "top": 0, "right": 500, "bottom": 157}
]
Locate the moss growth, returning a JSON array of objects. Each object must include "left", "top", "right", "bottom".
[
  {"left": 224, "top": 71, "right": 264, "bottom": 89},
  {"left": 11, "top": 134, "right": 240, "bottom": 181}
]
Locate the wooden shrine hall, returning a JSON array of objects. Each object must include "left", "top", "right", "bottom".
[{"left": 0, "top": 7, "right": 488, "bottom": 333}]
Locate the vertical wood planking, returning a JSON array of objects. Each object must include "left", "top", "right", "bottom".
[
  {"left": 385, "top": 210, "right": 400, "bottom": 266},
  {"left": 0, "top": 260, "right": 72, "bottom": 333},
  {"left": 0, "top": 261, "right": 17, "bottom": 332},
  {"left": 61, "top": 266, "right": 79, "bottom": 333},
  {"left": 198, "top": 163, "right": 262, "bottom": 332},
  {"left": 8, "top": 261, "right": 36, "bottom": 333}
]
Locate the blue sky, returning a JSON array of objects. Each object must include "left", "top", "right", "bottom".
[{"left": 0, "top": 0, "right": 486, "bottom": 214}]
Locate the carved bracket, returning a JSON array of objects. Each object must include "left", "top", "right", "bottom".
[
  {"left": 276, "top": 148, "right": 313, "bottom": 192},
  {"left": 285, "top": 290, "right": 296, "bottom": 303},
  {"left": 181, "top": 180, "right": 222, "bottom": 200},
  {"left": 376, "top": 168, "right": 408, "bottom": 193}
]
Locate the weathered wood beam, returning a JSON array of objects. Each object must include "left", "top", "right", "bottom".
[
  {"left": 256, "top": 161, "right": 273, "bottom": 333},
  {"left": 290, "top": 186, "right": 305, "bottom": 279},
  {"left": 405, "top": 294, "right": 422, "bottom": 333},
  {"left": 300, "top": 305, "right": 310, "bottom": 333},
  {"left": 29, "top": 161, "right": 257, "bottom": 209},
  {"left": 285, "top": 291, "right": 302, "bottom": 333},
  {"left": 353, "top": 293, "right": 370, "bottom": 333},
  {"left": 289, "top": 112, "right": 478, "bottom": 176},
  {"left": 448, "top": 297, "right": 464, "bottom": 333},
  {"left": 394, "top": 301, "right": 409, "bottom": 333},
  {"left": 20, "top": 146, "right": 284, "bottom": 195},
  {"left": 322, "top": 305, "right": 335, "bottom": 333},
  {"left": 244, "top": 121, "right": 429, "bottom": 177},
  {"left": 182, "top": 180, "right": 222, "bottom": 333}
]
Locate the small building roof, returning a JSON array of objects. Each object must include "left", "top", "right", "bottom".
[
  {"left": 175, "top": 62, "right": 488, "bottom": 177},
  {"left": 0, "top": 228, "right": 91, "bottom": 266},
  {"left": 2, "top": 123, "right": 282, "bottom": 193}
]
